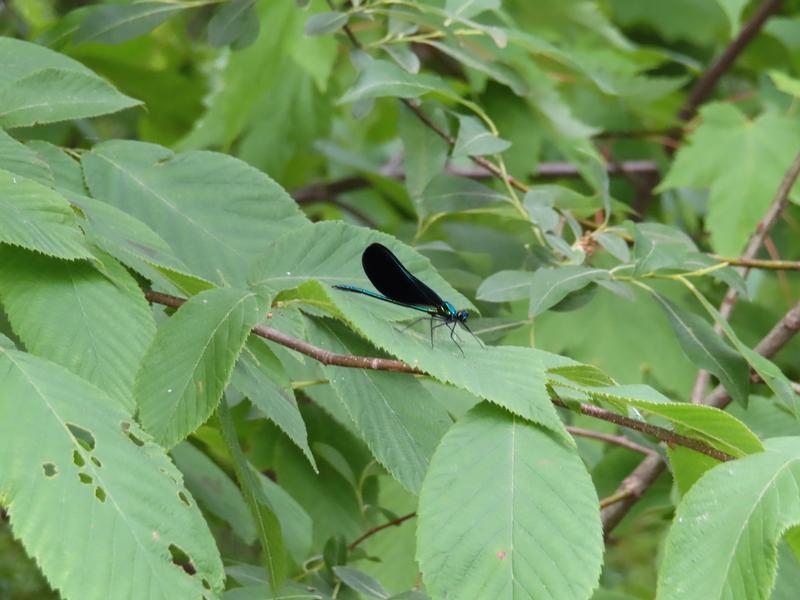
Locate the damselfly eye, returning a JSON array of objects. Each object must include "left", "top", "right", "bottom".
[{"left": 459, "top": 310, "right": 469, "bottom": 322}]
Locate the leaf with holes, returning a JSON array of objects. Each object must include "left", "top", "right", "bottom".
[
  {"left": 658, "top": 438, "right": 800, "bottom": 600},
  {"left": 137, "top": 288, "right": 267, "bottom": 448},
  {"left": 0, "top": 348, "right": 223, "bottom": 599},
  {"left": 417, "top": 402, "right": 602, "bottom": 600},
  {"left": 0, "top": 246, "right": 155, "bottom": 412}
]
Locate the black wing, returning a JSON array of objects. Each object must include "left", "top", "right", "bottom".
[{"left": 361, "top": 243, "right": 445, "bottom": 308}]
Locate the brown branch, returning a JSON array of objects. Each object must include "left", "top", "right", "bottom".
[
  {"left": 603, "top": 297, "right": 800, "bottom": 533},
  {"left": 554, "top": 399, "right": 733, "bottom": 462},
  {"left": 145, "top": 290, "right": 422, "bottom": 374},
  {"left": 349, "top": 512, "right": 416, "bottom": 550},
  {"left": 676, "top": 0, "right": 783, "bottom": 126},
  {"left": 566, "top": 426, "right": 656, "bottom": 457},
  {"left": 291, "top": 160, "right": 661, "bottom": 204},
  {"left": 711, "top": 256, "right": 800, "bottom": 271},
  {"left": 601, "top": 454, "right": 667, "bottom": 534},
  {"left": 145, "top": 290, "right": 737, "bottom": 460}
]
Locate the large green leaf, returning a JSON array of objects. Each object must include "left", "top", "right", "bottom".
[
  {"left": 0, "top": 39, "right": 140, "bottom": 128},
  {"left": 0, "top": 129, "right": 54, "bottom": 186},
  {"left": 309, "top": 319, "right": 453, "bottom": 495},
  {"left": 136, "top": 288, "right": 266, "bottom": 448},
  {"left": 653, "top": 294, "right": 749, "bottom": 406},
  {"left": 0, "top": 348, "right": 223, "bottom": 599},
  {"left": 249, "top": 221, "right": 568, "bottom": 440},
  {"left": 231, "top": 337, "right": 316, "bottom": 470},
  {"left": 70, "top": 194, "right": 213, "bottom": 296},
  {"left": 417, "top": 402, "right": 602, "bottom": 600},
  {"left": 171, "top": 441, "right": 256, "bottom": 545},
  {"left": 81, "top": 140, "right": 309, "bottom": 286},
  {"left": 0, "top": 169, "right": 93, "bottom": 260},
  {"left": 658, "top": 438, "right": 800, "bottom": 600},
  {"left": 0, "top": 246, "right": 155, "bottom": 412},
  {"left": 658, "top": 103, "right": 800, "bottom": 255},
  {"left": 73, "top": 1, "right": 187, "bottom": 45},
  {"left": 339, "top": 60, "right": 453, "bottom": 104}
]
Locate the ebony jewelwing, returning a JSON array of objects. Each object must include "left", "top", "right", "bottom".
[{"left": 333, "top": 243, "right": 483, "bottom": 354}]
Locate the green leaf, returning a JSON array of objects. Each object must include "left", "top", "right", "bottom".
[
  {"left": 769, "top": 70, "right": 800, "bottom": 99},
  {"left": 70, "top": 194, "right": 213, "bottom": 296},
  {"left": 232, "top": 337, "right": 317, "bottom": 471},
  {"left": 417, "top": 402, "right": 602, "bottom": 600},
  {"left": 252, "top": 467, "right": 313, "bottom": 565},
  {"left": 137, "top": 288, "right": 266, "bottom": 448},
  {"left": 529, "top": 266, "right": 610, "bottom": 317},
  {"left": 584, "top": 384, "right": 763, "bottom": 458},
  {"left": 658, "top": 438, "right": 800, "bottom": 599},
  {"left": 444, "top": 0, "right": 500, "bottom": 20},
  {"left": 217, "top": 398, "right": 288, "bottom": 592},
  {"left": 309, "top": 319, "right": 453, "bottom": 494},
  {"left": 0, "top": 38, "right": 140, "bottom": 127},
  {"left": 631, "top": 223, "right": 692, "bottom": 275},
  {"left": 398, "top": 104, "right": 448, "bottom": 199},
  {"left": 208, "top": 0, "right": 260, "bottom": 48},
  {"left": 0, "top": 129, "right": 54, "bottom": 187},
  {"left": 0, "top": 169, "right": 93, "bottom": 260},
  {"left": 250, "top": 221, "right": 568, "bottom": 440},
  {"left": 593, "top": 231, "right": 630, "bottom": 262},
  {"left": 658, "top": 103, "right": 800, "bottom": 255},
  {"left": 0, "top": 247, "right": 155, "bottom": 412},
  {"left": 26, "top": 140, "right": 87, "bottom": 196},
  {"left": 547, "top": 363, "right": 616, "bottom": 388},
  {"left": 334, "top": 566, "right": 390, "bottom": 599},
  {"left": 0, "top": 348, "right": 224, "bottom": 598},
  {"left": 82, "top": 140, "right": 309, "bottom": 286},
  {"left": 73, "top": 1, "right": 186, "bottom": 45},
  {"left": 685, "top": 284, "right": 798, "bottom": 415},
  {"left": 715, "top": 0, "right": 748, "bottom": 37},
  {"left": 171, "top": 441, "right": 257, "bottom": 545},
  {"left": 383, "top": 44, "right": 421, "bottom": 73},
  {"left": 0, "top": 68, "right": 140, "bottom": 128},
  {"left": 452, "top": 114, "right": 511, "bottom": 157},
  {"left": 304, "top": 11, "right": 349, "bottom": 36},
  {"left": 339, "top": 60, "right": 452, "bottom": 104},
  {"left": 419, "top": 174, "right": 509, "bottom": 219},
  {"left": 652, "top": 294, "right": 749, "bottom": 407},
  {"left": 476, "top": 270, "right": 536, "bottom": 302}
]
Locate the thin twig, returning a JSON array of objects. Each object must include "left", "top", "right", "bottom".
[
  {"left": 566, "top": 426, "right": 656, "bottom": 456},
  {"left": 349, "top": 512, "right": 416, "bottom": 550},
  {"left": 675, "top": 0, "right": 783, "bottom": 126},
  {"left": 145, "top": 290, "right": 737, "bottom": 461},
  {"left": 601, "top": 454, "right": 667, "bottom": 534},
  {"left": 554, "top": 399, "right": 733, "bottom": 462},
  {"left": 711, "top": 256, "right": 800, "bottom": 271}
]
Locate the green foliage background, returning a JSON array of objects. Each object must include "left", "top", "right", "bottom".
[{"left": 1, "top": 0, "right": 800, "bottom": 599}]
